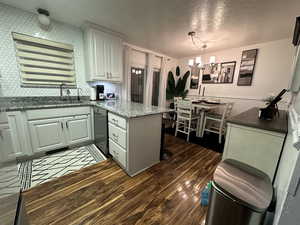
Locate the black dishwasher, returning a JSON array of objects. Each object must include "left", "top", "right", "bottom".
[{"left": 94, "top": 107, "right": 108, "bottom": 156}]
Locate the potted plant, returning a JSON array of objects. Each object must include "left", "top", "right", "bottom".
[{"left": 166, "top": 66, "right": 190, "bottom": 109}]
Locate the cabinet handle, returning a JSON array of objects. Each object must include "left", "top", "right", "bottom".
[
  {"left": 112, "top": 118, "right": 118, "bottom": 125},
  {"left": 0, "top": 130, "right": 2, "bottom": 139},
  {"left": 61, "top": 122, "right": 64, "bottom": 129},
  {"left": 112, "top": 133, "right": 119, "bottom": 141},
  {"left": 66, "top": 122, "right": 69, "bottom": 129}
]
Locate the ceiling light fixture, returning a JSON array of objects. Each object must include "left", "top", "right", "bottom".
[
  {"left": 188, "top": 31, "right": 217, "bottom": 70},
  {"left": 37, "top": 8, "right": 51, "bottom": 30}
]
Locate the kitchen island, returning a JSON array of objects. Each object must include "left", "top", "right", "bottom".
[
  {"left": 223, "top": 107, "right": 288, "bottom": 181},
  {"left": 94, "top": 100, "right": 172, "bottom": 176}
]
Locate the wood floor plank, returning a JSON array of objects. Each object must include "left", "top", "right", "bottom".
[{"left": 22, "top": 134, "right": 221, "bottom": 225}]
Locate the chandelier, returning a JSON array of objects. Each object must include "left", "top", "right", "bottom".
[{"left": 188, "top": 31, "right": 217, "bottom": 70}]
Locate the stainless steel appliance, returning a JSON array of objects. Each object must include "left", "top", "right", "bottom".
[
  {"left": 94, "top": 107, "right": 108, "bottom": 156},
  {"left": 206, "top": 159, "right": 273, "bottom": 225}
]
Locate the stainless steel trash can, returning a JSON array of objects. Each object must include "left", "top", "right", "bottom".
[{"left": 205, "top": 159, "right": 273, "bottom": 225}]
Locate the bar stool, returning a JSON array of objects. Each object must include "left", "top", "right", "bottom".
[{"left": 175, "top": 99, "right": 201, "bottom": 142}]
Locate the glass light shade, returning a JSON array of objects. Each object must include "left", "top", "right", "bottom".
[
  {"left": 209, "top": 56, "right": 216, "bottom": 64},
  {"left": 38, "top": 14, "right": 51, "bottom": 26},
  {"left": 195, "top": 56, "right": 202, "bottom": 66},
  {"left": 188, "top": 59, "right": 194, "bottom": 66}
]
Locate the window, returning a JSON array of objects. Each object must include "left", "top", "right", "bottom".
[
  {"left": 12, "top": 32, "right": 76, "bottom": 87},
  {"left": 131, "top": 67, "right": 145, "bottom": 103},
  {"left": 152, "top": 69, "right": 160, "bottom": 106}
]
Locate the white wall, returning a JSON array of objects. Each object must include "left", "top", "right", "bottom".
[
  {"left": 178, "top": 39, "right": 294, "bottom": 115},
  {"left": 0, "top": 3, "right": 90, "bottom": 96}
]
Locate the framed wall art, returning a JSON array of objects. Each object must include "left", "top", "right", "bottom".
[
  {"left": 219, "top": 61, "right": 236, "bottom": 83},
  {"left": 237, "top": 49, "right": 258, "bottom": 86},
  {"left": 202, "top": 64, "right": 219, "bottom": 84},
  {"left": 201, "top": 61, "right": 236, "bottom": 84}
]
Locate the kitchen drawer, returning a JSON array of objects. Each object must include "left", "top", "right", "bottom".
[
  {"left": 109, "top": 139, "right": 126, "bottom": 168},
  {"left": 108, "top": 112, "right": 126, "bottom": 130},
  {"left": 108, "top": 122, "right": 126, "bottom": 149}
]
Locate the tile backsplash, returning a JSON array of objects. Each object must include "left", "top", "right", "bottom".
[{"left": 0, "top": 3, "right": 90, "bottom": 97}]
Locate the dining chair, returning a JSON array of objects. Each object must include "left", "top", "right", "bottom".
[
  {"left": 172, "top": 97, "right": 182, "bottom": 128},
  {"left": 201, "top": 102, "right": 234, "bottom": 144},
  {"left": 175, "top": 99, "right": 201, "bottom": 142}
]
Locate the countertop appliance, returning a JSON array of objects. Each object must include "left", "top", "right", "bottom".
[
  {"left": 96, "top": 85, "right": 106, "bottom": 101},
  {"left": 106, "top": 93, "right": 115, "bottom": 99},
  {"left": 94, "top": 107, "right": 108, "bottom": 156},
  {"left": 90, "top": 87, "right": 97, "bottom": 101}
]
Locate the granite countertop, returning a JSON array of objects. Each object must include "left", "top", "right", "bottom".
[
  {"left": 93, "top": 100, "right": 172, "bottom": 118},
  {"left": 0, "top": 97, "right": 91, "bottom": 112},
  {"left": 0, "top": 97, "right": 172, "bottom": 118},
  {"left": 227, "top": 107, "right": 288, "bottom": 134}
]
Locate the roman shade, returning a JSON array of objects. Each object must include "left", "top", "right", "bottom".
[{"left": 12, "top": 32, "right": 76, "bottom": 87}]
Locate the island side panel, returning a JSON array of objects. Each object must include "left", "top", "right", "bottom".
[
  {"left": 223, "top": 123, "right": 286, "bottom": 180},
  {"left": 127, "top": 114, "right": 162, "bottom": 176}
]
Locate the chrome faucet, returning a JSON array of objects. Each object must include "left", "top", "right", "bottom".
[
  {"left": 77, "top": 87, "right": 82, "bottom": 101},
  {"left": 60, "top": 83, "right": 66, "bottom": 100}
]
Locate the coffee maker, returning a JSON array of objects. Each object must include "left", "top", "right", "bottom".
[{"left": 96, "top": 85, "right": 105, "bottom": 101}]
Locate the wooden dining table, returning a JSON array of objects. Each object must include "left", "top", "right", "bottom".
[{"left": 191, "top": 100, "right": 225, "bottom": 137}]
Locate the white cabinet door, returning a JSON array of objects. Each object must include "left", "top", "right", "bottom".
[
  {"left": 7, "top": 111, "right": 29, "bottom": 157},
  {"left": 108, "top": 37, "right": 123, "bottom": 82},
  {"left": 0, "top": 124, "right": 15, "bottom": 162},
  {"left": 84, "top": 26, "right": 123, "bottom": 82},
  {"left": 29, "top": 118, "right": 67, "bottom": 153},
  {"left": 93, "top": 29, "right": 108, "bottom": 80},
  {"left": 66, "top": 115, "right": 92, "bottom": 145}
]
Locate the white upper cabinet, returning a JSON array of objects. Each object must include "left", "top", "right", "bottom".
[
  {"left": 84, "top": 25, "right": 123, "bottom": 82},
  {"left": 108, "top": 37, "right": 123, "bottom": 81},
  {"left": 93, "top": 30, "right": 107, "bottom": 80}
]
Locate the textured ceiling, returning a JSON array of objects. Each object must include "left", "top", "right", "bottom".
[{"left": 1, "top": 0, "right": 300, "bottom": 58}]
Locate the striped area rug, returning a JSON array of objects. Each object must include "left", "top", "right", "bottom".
[{"left": 18, "top": 144, "right": 106, "bottom": 190}]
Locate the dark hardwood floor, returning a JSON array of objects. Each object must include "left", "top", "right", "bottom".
[{"left": 22, "top": 134, "right": 221, "bottom": 225}]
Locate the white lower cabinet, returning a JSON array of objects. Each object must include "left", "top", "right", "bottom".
[
  {"left": 108, "top": 123, "right": 126, "bottom": 149},
  {"left": 0, "top": 107, "right": 93, "bottom": 158},
  {"left": 109, "top": 139, "right": 126, "bottom": 168},
  {"left": 0, "top": 111, "right": 31, "bottom": 160},
  {"left": 29, "top": 118, "right": 67, "bottom": 153},
  {"left": 27, "top": 107, "right": 93, "bottom": 154},
  {"left": 66, "top": 115, "right": 92, "bottom": 145},
  {"left": 107, "top": 112, "right": 162, "bottom": 176},
  {"left": 0, "top": 123, "right": 14, "bottom": 162}
]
